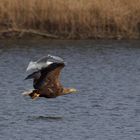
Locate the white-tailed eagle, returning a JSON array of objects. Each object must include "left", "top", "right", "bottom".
[{"left": 23, "top": 55, "right": 77, "bottom": 100}]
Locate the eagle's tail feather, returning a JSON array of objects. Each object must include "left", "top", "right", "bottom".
[
  {"left": 22, "top": 90, "right": 33, "bottom": 96},
  {"left": 22, "top": 89, "right": 40, "bottom": 100}
]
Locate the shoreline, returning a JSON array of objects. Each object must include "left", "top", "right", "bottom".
[{"left": 0, "top": 29, "right": 139, "bottom": 40}]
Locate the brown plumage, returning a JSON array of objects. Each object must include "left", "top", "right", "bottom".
[{"left": 23, "top": 55, "right": 77, "bottom": 100}]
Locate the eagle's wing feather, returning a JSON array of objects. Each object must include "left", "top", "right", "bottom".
[
  {"left": 47, "top": 54, "right": 64, "bottom": 62},
  {"left": 36, "top": 56, "right": 50, "bottom": 63},
  {"left": 25, "top": 71, "right": 41, "bottom": 80},
  {"left": 34, "top": 62, "right": 65, "bottom": 91},
  {"left": 26, "top": 55, "right": 64, "bottom": 71},
  {"left": 37, "top": 54, "right": 64, "bottom": 63},
  {"left": 37, "top": 63, "right": 65, "bottom": 97}
]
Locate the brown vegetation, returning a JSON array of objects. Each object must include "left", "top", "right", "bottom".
[{"left": 0, "top": 0, "right": 140, "bottom": 39}]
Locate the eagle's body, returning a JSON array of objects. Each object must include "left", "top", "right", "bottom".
[{"left": 23, "top": 55, "right": 76, "bottom": 100}]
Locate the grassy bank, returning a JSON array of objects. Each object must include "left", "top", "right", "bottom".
[{"left": 0, "top": 0, "right": 140, "bottom": 39}]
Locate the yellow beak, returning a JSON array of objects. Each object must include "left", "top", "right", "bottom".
[{"left": 70, "top": 88, "right": 77, "bottom": 93}]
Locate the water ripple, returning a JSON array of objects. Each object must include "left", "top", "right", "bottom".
[{"left": 0, "top": 40, "right": 140, "bottom": 140}]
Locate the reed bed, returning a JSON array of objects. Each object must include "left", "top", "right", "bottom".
[{"left": 0, "top": 0, "right": 140, "bottom": 39}]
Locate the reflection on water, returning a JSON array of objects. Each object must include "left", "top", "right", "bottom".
[
  {"left": 27, "top": 116, "right": 63, "bottom": 121},
  {"left": 0, "top": 40, "right": 140, "bottom": 140}
]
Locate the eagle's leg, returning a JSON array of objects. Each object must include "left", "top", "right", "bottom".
[{"left": 22, "top": 89, "right": 40, "bottom": 100}]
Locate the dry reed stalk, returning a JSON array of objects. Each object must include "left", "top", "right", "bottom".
[{"left": 0, "top": 0, "right": 139, "bottom": 39}]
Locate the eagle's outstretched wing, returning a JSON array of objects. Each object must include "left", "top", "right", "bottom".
[
  {"left": 37, "top": 62, "right": 65, "bottom": 97},
  {"left": 24, "top": 55, "right": 77, "bottom": 99},
  {"left": 25, "top": 55, "right": 65, "bottom": 97},
  {"left": 34, "top": 62, "right": 65, "bottom": 90},
  {"left": 26, "top": 54, "right": 64, "bottom": 71}
]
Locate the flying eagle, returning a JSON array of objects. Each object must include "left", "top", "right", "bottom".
[{"left": 23, "top": 55, "right": 77, "bottom": 100}]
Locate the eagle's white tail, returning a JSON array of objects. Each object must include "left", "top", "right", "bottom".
[
  {"left": 22, "top": 89, "right": 40, "bottom": 100},
  {"left": 22, "top": 89, "right": 33, "bottom": 96}
]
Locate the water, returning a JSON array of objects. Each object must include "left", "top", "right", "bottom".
[{"left": 0, "top": 40, "right": 140, "bottom": 140}]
